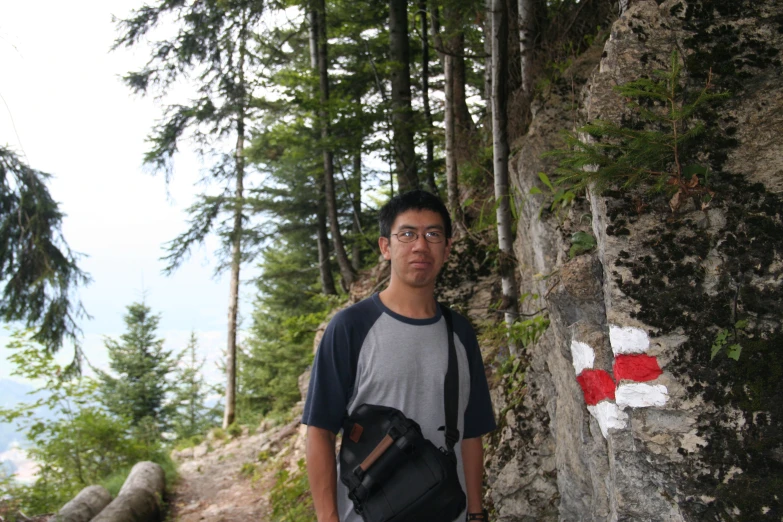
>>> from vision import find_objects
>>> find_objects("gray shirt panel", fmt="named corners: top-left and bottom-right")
top-left (337, 312), bottom-right (470, 522)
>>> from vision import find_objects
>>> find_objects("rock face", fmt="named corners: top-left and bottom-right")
top-left (488, 0), bottom-right (783, 520)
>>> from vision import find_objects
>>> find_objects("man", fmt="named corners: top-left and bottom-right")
top-left (302, 190), bottom-right (496, 522)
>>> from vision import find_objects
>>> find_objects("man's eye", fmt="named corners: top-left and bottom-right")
top-left (400, 231), bottom-right (416, 238)
top-left (425, 231), bottom-right (442, 239)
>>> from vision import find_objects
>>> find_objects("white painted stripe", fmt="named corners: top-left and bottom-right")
top-left (615, 383), bottom-right (669, 408)
top-left (570, 340), bottom-right (595, 375)
top-left (587, 402), bottom-right (628, 438)
top-left (609, 325), bottom-right (650, 354)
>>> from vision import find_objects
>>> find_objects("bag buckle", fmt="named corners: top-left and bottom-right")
top-left (439, 425), bottom-right (460, 448)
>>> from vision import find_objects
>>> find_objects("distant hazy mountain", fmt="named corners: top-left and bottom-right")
top-left (0, 379), bottom-right (35, 451)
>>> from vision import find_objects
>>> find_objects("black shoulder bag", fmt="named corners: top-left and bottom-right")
top-left (339, 306), bottom-right (466, 522)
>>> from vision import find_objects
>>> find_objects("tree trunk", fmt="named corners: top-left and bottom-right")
top-left (90, 462), bottom-right (165, 522)
top-left (518, 0), bottom-right (535, 95)
top-left (389, 0), bottom-right (418, 193)
top-left (314, 0), bottom-right (355, 289)
top-left (223, 13), bottom-right (248, 429)
top-left (444, 10), bottom-right (475, 144)
top-left (309, 2), bottom-right (337, 295)
top-left (431, 2), bottom-right (465, 232)
top-left (444, 52), bottom-right (460, 222)
top-left (491, 0), bottom-right (520, 356)
top-left (351, 151), bottom-right (362, 271)
top-left (223, 131), bottom-right (242, 429)
top-left (54, 485), bottom-right (112, 522)
top-left (420, 0), bottom-right (437, 194)
top-left (619, 0), bottom-right (630, 15)
top-left (316, 188), bottom-right (337, 295)
top-left (484, 0), bottom-right (493, 103)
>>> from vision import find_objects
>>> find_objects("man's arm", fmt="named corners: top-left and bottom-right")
top-left (461, 436), bottom-right (485, 515)
top-left (306, 426), bottom-right (340, 522)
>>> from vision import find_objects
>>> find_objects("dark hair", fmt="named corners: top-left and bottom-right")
top-left (379, 190), bottom-right (452, 239)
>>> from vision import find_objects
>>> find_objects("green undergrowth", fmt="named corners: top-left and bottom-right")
top-left (173, 434), bottom-right (205, 451)
top-left (269, 459), bottom-right (314, 521)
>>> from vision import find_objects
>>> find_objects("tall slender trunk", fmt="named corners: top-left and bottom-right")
top-left (518, 0), bottom-right (535, 96)
top-left (484, 0), bottom-right (493, 104)
top-left (313, 0), bottom-right (355, 289)
top-left (223, 115), bottom-right (243, 430)
top-left (223, 12), bottom-right (248, 429)
top-left (444, 52), bottom-right (459, 221)
top-left (431, 2), bottom-right (464, 231)
top-left (316, 183), bottom-right (337, 295)
top-left (309, 2), bottom-right (336, 295)
top-left (419, 0), bottom-right (437, 194)
top-left (445, 12), bottom-right (475, 142)
top-left (491, 0), bottom-right (520, 356)
top-left (390, 0), bottom-right (418, 193)
top-left (351, 151), bottom-right (362, 271)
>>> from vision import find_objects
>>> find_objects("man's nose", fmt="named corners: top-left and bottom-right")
top-left (411, 234), bottom-right (430, 250)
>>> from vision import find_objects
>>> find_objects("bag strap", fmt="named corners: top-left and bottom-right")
top-left (441, 305), bottom-right (460, 452)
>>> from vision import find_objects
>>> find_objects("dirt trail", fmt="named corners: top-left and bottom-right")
top-left (168, 419), bottom-right (304, 522)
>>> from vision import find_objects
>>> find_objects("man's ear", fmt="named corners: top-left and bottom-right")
top-left (444, 238), bottom-right (453, 259)
top-left (379, 236), bottom-right (391, 260)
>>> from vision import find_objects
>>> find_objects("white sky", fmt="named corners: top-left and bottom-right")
top-left (0, 1), bottom-right (260, 385)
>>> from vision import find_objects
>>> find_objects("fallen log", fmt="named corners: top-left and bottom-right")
top-left (51, 485), bottom-right (112, 522)
top-left (90, 462), bottom-right (165, 522)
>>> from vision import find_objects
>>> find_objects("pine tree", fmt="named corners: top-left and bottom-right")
top-left (0, 147), bottom-right (89, 357)
top-left (239, 241), bottom-right (335, 420)
top-left (545, 50), bottom-right (726, 211)
top-left (170, 332), bottom-right (216, 440)
top-left (97, 302), bottom-right (175, 435)
top-left (114, 0), bottom-right (267, 429)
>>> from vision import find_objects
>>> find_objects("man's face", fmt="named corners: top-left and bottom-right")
top-left (379, 209), bottom-right (452, 290)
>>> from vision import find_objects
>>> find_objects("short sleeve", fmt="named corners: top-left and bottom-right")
top-left (301, 312), bottom-right (357, 433)
top-left (459, 320), bottom-right (497, 439)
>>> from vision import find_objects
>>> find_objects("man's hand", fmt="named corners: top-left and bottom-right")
top-left (306, 425), bottom-right (340, 522)
top-left (461, 436), bottom-right (485, 515)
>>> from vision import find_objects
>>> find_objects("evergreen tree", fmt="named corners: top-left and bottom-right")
top-left (97, 302), bottom-right (175, 435)
top-left (0, 147), bottom-right (89, 357)
top-left (311, 0), bottom-right (357, 289)
top-left (170, 332), bottom-right (217, 440)
top-left (239, 240), bottom-right (336, 420)
top-left (114, 0), bottom-right (266, 429)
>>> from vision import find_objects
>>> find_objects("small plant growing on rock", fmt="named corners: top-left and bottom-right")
top-left (569, 231), bottom-right (597, 258)
top-left (544, 50), bottom-right (729, 211)
top-left (240, 462), bottom-right (257, 477)
top-left (711, 319), bottom-right (748, 361)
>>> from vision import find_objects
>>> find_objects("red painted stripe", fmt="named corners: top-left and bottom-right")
top-left (576, 369), bottom-right (616, 406)
top-left (613, 354), bottom-right (662, 382)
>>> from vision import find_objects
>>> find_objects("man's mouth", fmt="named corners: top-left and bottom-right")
top-left (410, 259), bottom-right (432, 268)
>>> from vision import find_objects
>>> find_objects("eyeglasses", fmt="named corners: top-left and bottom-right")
top-left (391, 230), bottom-right (446, 243)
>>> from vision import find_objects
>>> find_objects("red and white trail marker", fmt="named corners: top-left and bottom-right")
top-left (571, 325), bottom-right (669, 439)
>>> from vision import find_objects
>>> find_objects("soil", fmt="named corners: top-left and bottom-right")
top-left (167, 419), bottom-right (304, 522)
